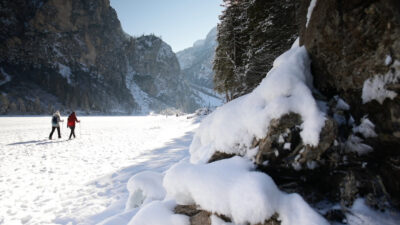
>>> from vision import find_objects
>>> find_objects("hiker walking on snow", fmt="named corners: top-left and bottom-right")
top-left (49, 110), bottom-right (63, 139)
top-left (67, 111), bottom-right (80, 139)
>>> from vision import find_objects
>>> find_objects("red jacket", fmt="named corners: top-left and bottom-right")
top-left (67, 112), bottom-right (79, 127)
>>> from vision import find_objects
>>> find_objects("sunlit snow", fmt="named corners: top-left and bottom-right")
top-left (0, 116), bottom-right (198, 225)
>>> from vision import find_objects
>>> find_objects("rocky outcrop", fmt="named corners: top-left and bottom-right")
top-left (174, 204), bottom-right (282, 225)
top-left (254, 113), bottom-right (337, 168)
top-left (0, 0), bottom-right (133, 113)
top-left (301, 0), bottom-right (400, 154)
top-left (204, 95), bottom-right (396, 222)
top-left (300, 0), bottom-right (400, 208)
top-left (125, 35), bottom-right (198, 113)
top-left (0, 0), bottom-right (199, 114)
top-left (174, 205), bottom-right (211, 225)
top-left (196, 0), bottom-right (400, 223)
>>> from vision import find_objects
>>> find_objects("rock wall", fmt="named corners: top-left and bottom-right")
top-left (300, 0), bottom-right (400, 206)
top-left (0, 0), bottom-right (198, 114)
top-left (125, 35), bottom-right (198, 113)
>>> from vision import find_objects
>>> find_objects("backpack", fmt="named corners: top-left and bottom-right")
top-left (52, 115), bottom-right (57, 125)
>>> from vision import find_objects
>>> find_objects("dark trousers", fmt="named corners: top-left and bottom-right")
top-left (69, 126), bottom-right (76, 139)
top-left (49, 127), bottom-right (61, 139)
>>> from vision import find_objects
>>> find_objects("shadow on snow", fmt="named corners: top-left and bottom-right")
top-left (54, 130), bottom-right (195, 225)
top-left (7, 139), bottom-right (73, 146)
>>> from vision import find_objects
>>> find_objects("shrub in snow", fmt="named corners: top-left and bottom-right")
top-left (190, 45), bottom-right (325, 164)
top-left (163, 157), bottom-right (328, 225)
top-left (125, 171), bottom-right (166, 211)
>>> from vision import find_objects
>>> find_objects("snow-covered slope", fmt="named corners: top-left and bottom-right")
top-left (176, 27), bottom-right (223, 108)
top-left (177, 27), bottom-right (217, 81)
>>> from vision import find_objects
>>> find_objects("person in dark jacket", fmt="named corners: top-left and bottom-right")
top-left (49, 110), bottom-right (63, 139)
top-left (67, 111), bottom-right (80, 139)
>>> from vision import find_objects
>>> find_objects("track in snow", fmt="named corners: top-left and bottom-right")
top-left (0, 116), bottom-right (198, 225)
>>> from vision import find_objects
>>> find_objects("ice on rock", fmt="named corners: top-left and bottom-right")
top-left (385, 55), bottom-right (392, 66)
top-left (352, 116), bottom-right (377, 138)
top-left (335, 96), bottom-right (350, 111)
top-left (362, 60), bottom-right (400, 104)
top-left (345, 135), bottom-right (373, 155)
top-left (283, 143), bottom-right (291, 150)
top-left (278, 135), bottom-right (285, 143)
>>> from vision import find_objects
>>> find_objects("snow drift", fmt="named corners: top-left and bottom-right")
top-left (163, 157), bottom-right (329, 225)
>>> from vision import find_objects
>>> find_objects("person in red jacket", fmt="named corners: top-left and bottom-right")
top-left (67, 111), bottom-right (80, 139)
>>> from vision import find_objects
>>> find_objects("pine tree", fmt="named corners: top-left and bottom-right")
top-left (17, 98), bottom-right (26, 113)
top-left (0, 94), bottom-right (9, 114)
top-left (48, 104), bottom-right (55, 114)
top-left (213, 0), bottom-right (250, 101)
top-left (9, 102), bottom-right (17, 113)
top-left (34, 97), bottom-right (42, 113)
top-left (213, 0), bottom-right (239, 101)
top-left (213, 0), bottom-right (298, 101)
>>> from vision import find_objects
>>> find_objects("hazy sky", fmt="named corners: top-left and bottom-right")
top-left (110, 0), bottom-right (223, 52)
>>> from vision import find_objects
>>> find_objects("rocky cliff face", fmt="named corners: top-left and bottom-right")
top-left (300, 0), bottom-right (400, 207)
top-left (177, 27), bottom-right (217, 89)
top-left (125, 35), bottom-right (198, 113)
top-left (0, 0), bottom-right (198, 114)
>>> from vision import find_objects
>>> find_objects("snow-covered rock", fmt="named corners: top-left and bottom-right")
top-left (190, 44), bottom-right (325, 164)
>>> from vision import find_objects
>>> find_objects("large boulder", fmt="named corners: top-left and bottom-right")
top-left (300, 0), bottom-right (400, 207)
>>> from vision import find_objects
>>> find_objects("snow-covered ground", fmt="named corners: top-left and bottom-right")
top-left (0, 115), bottom-right (198, 225)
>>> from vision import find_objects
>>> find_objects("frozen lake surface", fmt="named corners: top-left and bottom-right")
top-left (0, 115), bottom-right (198, 225)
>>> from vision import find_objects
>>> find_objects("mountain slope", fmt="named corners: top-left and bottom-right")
top-left (176, 27), bottom-right (223, 108)
top-left (0, 0), bottom-right (198, 114)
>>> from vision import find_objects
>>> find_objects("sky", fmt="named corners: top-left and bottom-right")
top-left (110, 0), bottom-right (223, 52)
